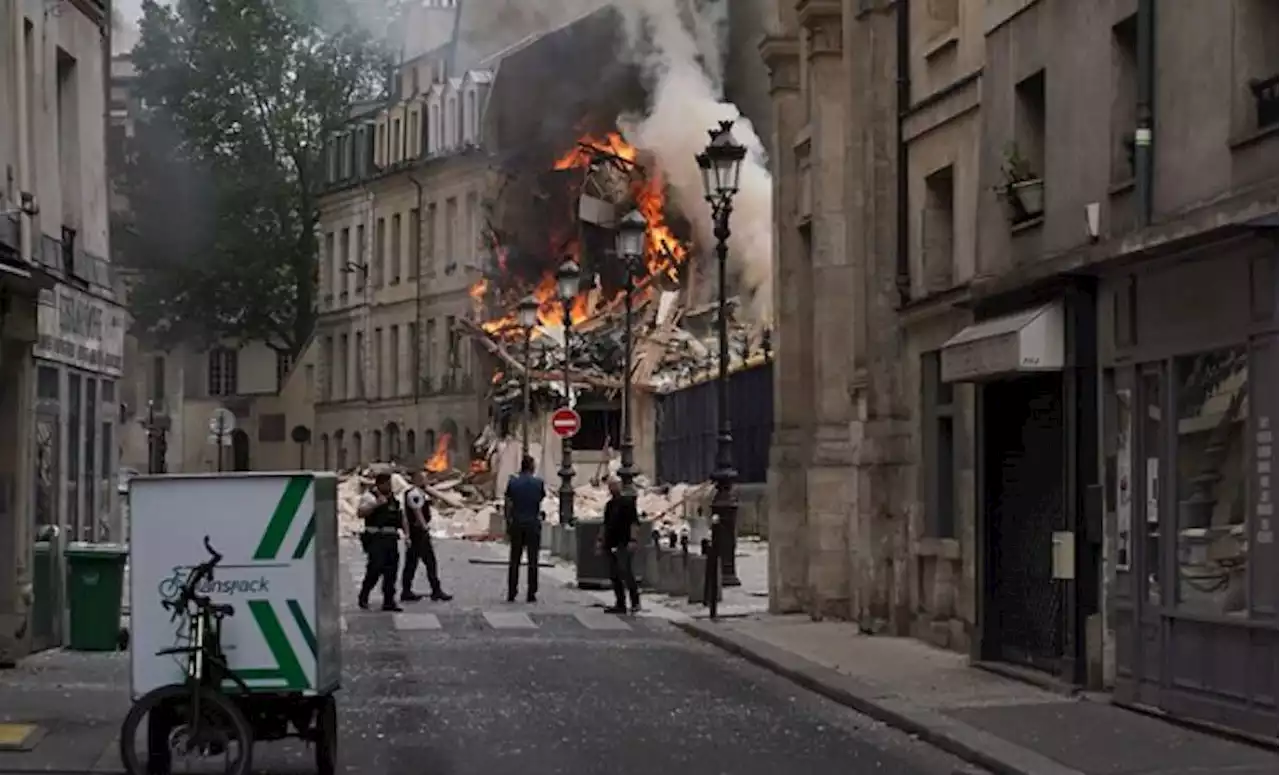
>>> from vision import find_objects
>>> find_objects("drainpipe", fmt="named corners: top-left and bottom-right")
top-left (14, 0), bottom-right (31, 262)
top-left (410, 174), bottom-right (424, 402)
top-left (894, 0), bottom-right (912, 304)
top-left (1135, 0), bottom-right (1155, 226)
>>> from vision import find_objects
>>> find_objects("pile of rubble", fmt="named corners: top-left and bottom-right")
top-left (336, 455), bottom-right (713, 542)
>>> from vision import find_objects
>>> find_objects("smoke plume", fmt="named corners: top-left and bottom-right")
top-left (613, 0), bottom-right (774, 322)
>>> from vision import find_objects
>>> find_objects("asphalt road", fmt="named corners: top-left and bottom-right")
top-left (245, 538), bottom-right (984, 775)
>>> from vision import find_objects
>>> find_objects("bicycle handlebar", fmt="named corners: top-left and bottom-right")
top-left (167, 536), bottom-right (223, 622)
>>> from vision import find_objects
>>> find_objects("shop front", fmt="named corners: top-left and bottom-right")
top-left (33, 283), bottom-right (126, 545)
top-left (941, 279), bottom-right (1102, 685)
top-left (1103, 225), bottom-right (1277, 740)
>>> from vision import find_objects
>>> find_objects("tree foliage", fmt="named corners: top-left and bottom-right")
top-left (120, 0), bottom-right (393, 354)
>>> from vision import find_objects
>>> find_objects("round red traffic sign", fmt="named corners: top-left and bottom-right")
top-left (551, 408), bottom-right (581, 439)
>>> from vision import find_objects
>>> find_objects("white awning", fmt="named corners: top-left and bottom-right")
top-left (940, 303), bottom-right (1065, 383)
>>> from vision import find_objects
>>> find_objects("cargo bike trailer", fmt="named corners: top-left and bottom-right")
top-left (121, 473), bottom-right (343, 775)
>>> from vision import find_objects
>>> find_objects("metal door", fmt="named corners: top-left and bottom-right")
top-left (983, 374), bottom-right (1067, 672)
top-left (1131, 364), bottom-right (1166, 707)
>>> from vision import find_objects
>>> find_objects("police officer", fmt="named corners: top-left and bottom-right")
top-left (401, 470), bottom-right (452, 602)
top-left (357, 472), bottom-right (405, 612)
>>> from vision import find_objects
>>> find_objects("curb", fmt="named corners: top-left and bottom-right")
top-left (673, 620), bottom-right (1087, 775)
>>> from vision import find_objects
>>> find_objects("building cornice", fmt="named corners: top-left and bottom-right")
top-left (796, 0), bottom-right (842, 58)
top-left (759, 35), bottom-right (801, 94)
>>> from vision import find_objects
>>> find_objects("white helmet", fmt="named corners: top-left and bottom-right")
top-left (405, 489), bottom-right (427, 510)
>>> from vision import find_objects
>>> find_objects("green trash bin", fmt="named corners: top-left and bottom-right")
top-left (65, 542), bottom-right (128, 651)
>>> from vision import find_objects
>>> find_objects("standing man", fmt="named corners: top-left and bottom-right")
top-left (401, 470), bottom-right (453, 602)
top-left (357, 472), bottom-right (405, 612)
top-left (504, 455), bottom-right (545, 603)
top-left (598, 477), bottom-right (641, 614)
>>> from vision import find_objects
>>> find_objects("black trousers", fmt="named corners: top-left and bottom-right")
top-left (607, 545), bottom-right (640, 608)
top-left (402, 530), bottom-right (443, 595)
top-left (507, 521), bottom-right (541, 600)
top-left (359, 536), bottom-right (399, 606)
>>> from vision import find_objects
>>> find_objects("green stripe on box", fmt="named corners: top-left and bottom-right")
top-left (291, 514), bottom-right (316, 560)
top-left (286, 599), bottom-right (317, 658)
top-left (254, 476), bottom-right (311, 560)
top-left (247, 600), bottom-right (310, 691)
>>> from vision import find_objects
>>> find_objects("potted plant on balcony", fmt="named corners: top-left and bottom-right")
top-left (996, 142), bottom-right (1044, 224)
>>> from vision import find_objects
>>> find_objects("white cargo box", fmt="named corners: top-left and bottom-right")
top-left (129, 472), bottom-right (341, 698)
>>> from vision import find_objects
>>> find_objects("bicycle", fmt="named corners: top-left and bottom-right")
top-left (119, 536), bottom-right (255, 775)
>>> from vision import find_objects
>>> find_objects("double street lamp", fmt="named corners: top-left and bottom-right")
top-left (614, 209), bottom-right (648, 499)
top-left (696, 120), bottom-right (747, 601)
top-left (517, 294), bottom-right (540, 456)
top-left (556, 258), bottom-right (582, 525)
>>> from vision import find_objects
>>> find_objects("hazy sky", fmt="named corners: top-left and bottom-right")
top-left (111, 0), bottom-right (150, 53)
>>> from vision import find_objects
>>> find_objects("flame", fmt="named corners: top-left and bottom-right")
top-left (469, 459), bottom-right (489, 474)
top-left (474, 131), bottom-right (686, 336)
top-left (424, 433), bottom-right (452, 473)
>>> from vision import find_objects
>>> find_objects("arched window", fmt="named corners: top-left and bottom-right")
top-left (351, 431), bottom-right (362, 465)
top-left (424, 429), bottom-right (436, 454)
top-left (320, 434), bottom-right (330, 469)
top-left (464, 91), bottom-right (476, 142)
top-left (334, 430), bottom-right (346, 469)
top-left (406, 430), bottom-right (416, 457)
top-left (386, 422), bottom-right (401, 461)
top-left (372, 430), bottom-right (383, 462)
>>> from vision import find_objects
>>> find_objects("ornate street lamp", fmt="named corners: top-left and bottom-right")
top-left (517, 294), bottom-right (540, 456)
top-left (696, 119), bottom-right (747, 605)
top-left (556, 257), bottom-right (581, 525)
top-left (614, 209), bottom-right (647, 498)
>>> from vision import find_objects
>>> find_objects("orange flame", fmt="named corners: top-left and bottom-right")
top-left (425, 433), bottom-right (452, 473)
top-left (471, 131), bottom-right (686, 336)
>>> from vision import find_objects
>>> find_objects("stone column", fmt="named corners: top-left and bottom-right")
top-left (844, 0), bottom-right (913, 632)
top-left (760, 32), bottom-right (808, 613)
top-left (0, 295), bottom-right (38, 664)
top-left (798, 0), bottom-right (854, 620)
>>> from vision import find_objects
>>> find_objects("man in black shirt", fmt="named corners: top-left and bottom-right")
top-left (401, 471), bottom-right (452, 602)
top-left (599, 477), bottom-right (641, 614)
top-left (357, 472), bottom-right (404, 612)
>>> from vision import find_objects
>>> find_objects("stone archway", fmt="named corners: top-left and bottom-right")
top-left (406, 429), bottom-right (417, 458)
top-left (386, 422), bottom-right (401, 461)
top-left (231, 429), bottom-right (251, 471)
top-left (335, 430), bottom-right (346, 470)
top-left (351, 431), bottom-right (362, 465)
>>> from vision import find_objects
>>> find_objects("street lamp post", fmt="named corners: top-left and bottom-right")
top-left (696, 120), bottom-right (747, 598)
top-left (556, 258), bottom-right (582, 525)
top-left (145, 400), bottom-right (170, 475)
top-left (517, 294), bottom-right (540, 457)
top-left (614, 210), bottom-right (647, 499)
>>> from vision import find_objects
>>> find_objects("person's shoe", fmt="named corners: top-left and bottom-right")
top-left (507, 593), bottom-right (517, 603)
top-left (402, 592), bottom-right (424, 602)
top-left (526, 594), bottom-right (537, 604)
top-left (603, 605), bottom-right (627, 614)
top-left (630, 602), bottom-right (643, 614)
top-left (381, 603), bottom-right (404, 612)
top-left (430, 591), bottom-right (453, 602)
top-left (357, 597), bottom-right (370, 611)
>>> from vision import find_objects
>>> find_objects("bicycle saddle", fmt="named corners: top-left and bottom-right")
top-left (210, 602), bottom-right (236, 618)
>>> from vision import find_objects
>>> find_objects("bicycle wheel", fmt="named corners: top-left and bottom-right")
top-left (120, 683), bottom-right (254, 775)
top-left (314, 694), bottom-right (337, 775)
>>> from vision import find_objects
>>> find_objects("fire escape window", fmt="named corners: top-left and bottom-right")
top-left (208, 348), bottom-right (238, 397)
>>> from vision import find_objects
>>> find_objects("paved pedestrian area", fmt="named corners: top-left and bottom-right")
top-left (0, 538), bottom-right (988, 774)
top-left (680, 614), bottom-right (1278, 775)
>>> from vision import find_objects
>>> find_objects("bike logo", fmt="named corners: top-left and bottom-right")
top-left (157, 565), bottom-right (271, 601)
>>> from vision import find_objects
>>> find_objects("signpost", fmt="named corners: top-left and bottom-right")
top-left (208, 408), bottom-right (236, 472)
top-left (551, 407), bottom-right (580, 439)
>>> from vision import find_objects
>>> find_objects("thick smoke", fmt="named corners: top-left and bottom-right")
top-left (613, 0), bottom-right (774, 322)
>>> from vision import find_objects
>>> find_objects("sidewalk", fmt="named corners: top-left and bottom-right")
top-left (677, 614), bottom-right (1277, 775)
top-left (0, 648), bottom-right (126, 773)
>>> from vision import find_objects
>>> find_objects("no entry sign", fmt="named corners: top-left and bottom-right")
top-left (551, 408), bottom-right (581, 439)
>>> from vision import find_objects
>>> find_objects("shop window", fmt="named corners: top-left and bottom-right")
top-left (207, 348), bottom-right (237, 397)
top-left (37, 365), bottom-right (59, 400)
top-left (1140, 369), bottom-right (1163, 605)
top-left (1174, 347), bottom-right (1249, 615)
top-left (921, 351), bottom-right (956, 538)
top-left (67, 373), bottom-right (81, 537)
top-left (577, 408), bottom-right (621, 451)
top-left (84, 378), bottom-right (97, 541)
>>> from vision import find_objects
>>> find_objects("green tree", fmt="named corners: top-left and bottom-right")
top-left (120, 0), bottom-right (394, 354)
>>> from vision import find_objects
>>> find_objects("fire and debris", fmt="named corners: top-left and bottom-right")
top-left (336, 445), bottom-right (713, 543)
top-left (464, 131), bottom-right (773, 414)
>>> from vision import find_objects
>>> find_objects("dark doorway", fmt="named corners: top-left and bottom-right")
top-left (231, 429), bottom-right (251, 471)
top-left (982, 374), bottom-right (1067, 672)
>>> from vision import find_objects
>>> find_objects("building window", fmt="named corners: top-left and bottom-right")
top-left (356, 223), bottom-right (367, 291)
top-left (407, 322), bottom-right (418, 393)
top-left (334, 429), bottom-right (346, 469)
top-left (374, 327), bottom-right (384, 398)
top-left (323, 336), bottom-right (334, 400)
top-left (921, 351), bottom-right (956, 538)
top-left (354, 331), bottom-right (365, 398)
top-left (150, 355), bottom-right (166, 403)
top-left (408, 208), bottom-right (420, 279)
top-left (1013, 69), bottom-right (1046, 180)
top-left (426, 203), bottom-right (438, 273)
top-left (406, 429), bottom-right (416, 456)
top-left (339, 227), bottom-right (351, 300)
top-left (920, 165), bottom-right (955, 294)
top-left (208, 348), bottom-right (238, 397)
top-left (391, 213), bottom-right (402, 283)
top-left (258, 413), bottom-right (287, 443)
top-left (338, 334), bottom-right (349, 400)
top-left (393, 118), bottom-right (402, 162)
top-left (390, 325), bottom-right (401, 397)
top-left (1174, 347), bottom-right (1249, 616)
top-left (276, 350), bottom-right (294, 391)
top-left (445, 315), bottom-right (459, 386)
top-left (374, 218), bottom-right (386, 287)
top-left (1234, 0), bottom-right (1279, 132)
top-left (351, 431), bottom-right (362, 464)
top-left (424, 318), bottom-right (437, 391)
top-left (1111, 15), bottom-right (1138, 183)
top-left (444, 197), bottom-right (457, 271)
top-left (320, 434), bottom-right (330, 468)
top-left (372, 429), bottom-right (383, 462)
